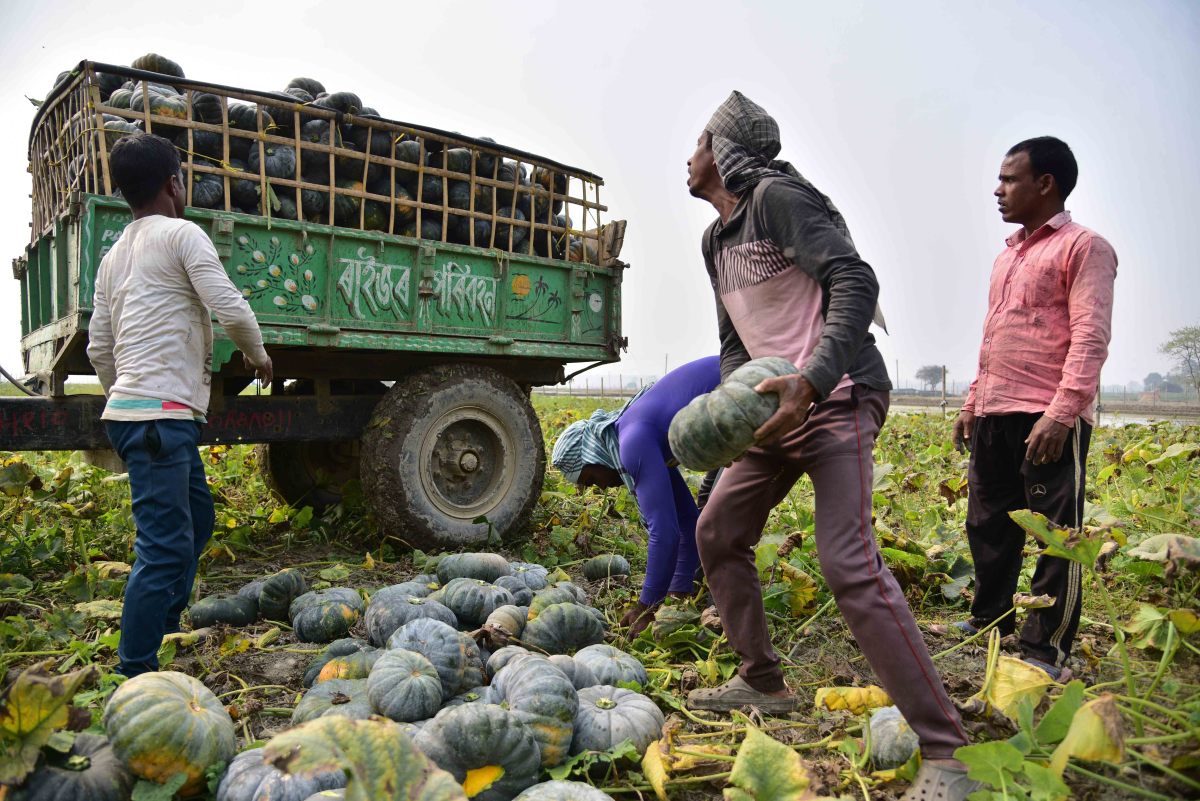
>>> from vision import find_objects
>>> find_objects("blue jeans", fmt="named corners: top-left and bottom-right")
top-left (105, 419), bottom-right (214, 676)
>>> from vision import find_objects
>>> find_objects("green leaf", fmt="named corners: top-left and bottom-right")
top-left (264, 715), bottom-right (467, 801)
top-left (1008, 510), bottom-right (1112, 567)
top-left (1122, 604), bottom-right (1174, 651)
top-left (0, 461), bottom-right (36, 497)
top-left (1145, 441), bottom-right (1199, 465)
top-left (1021, 761), bottom-right (1071, 801)
top-left (318, 564), bottom-right (351, 582)
top-left (955, 740), bottom-right (1025, 794)
top-left (1034, 680), bottom-right (1085, 746)
top-left (132, 773), bottom-right (188, 801)
top-left (0, 661), bottom-right (97, 785)
top-left (723, 726), bottom-right (813, 801)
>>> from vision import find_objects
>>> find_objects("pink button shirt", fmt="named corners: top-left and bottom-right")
top-left (963, 211), bottom-right (1117, 426)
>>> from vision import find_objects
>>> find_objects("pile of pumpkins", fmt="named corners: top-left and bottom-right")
top-left (58, 53), bottom-right (576, 258)
top-left (13, 552), bottom-right (646, 801)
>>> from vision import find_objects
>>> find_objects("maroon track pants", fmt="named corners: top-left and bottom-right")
top-left (696, 384), bottom-right (969, 758)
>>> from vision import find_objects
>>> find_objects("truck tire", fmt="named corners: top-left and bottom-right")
top-left (360, 364), bottom-right (544, 550)
top-left (256, 440), bottom-right (360, 511)
top-left (255, 380), bottom-right (385, 510)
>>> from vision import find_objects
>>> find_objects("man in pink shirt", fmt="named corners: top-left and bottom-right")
top-left (953, 137), bottom-right (1117, 679)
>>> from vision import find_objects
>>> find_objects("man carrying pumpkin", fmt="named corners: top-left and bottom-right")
top-left (87, 133), bottom-right (272, 677)
top-left (550, 356), bottom-right (722, 636)
top-left (682, 91), bottom-right (975, 800)
top-left (952, 137), bottom-right (1116, 681)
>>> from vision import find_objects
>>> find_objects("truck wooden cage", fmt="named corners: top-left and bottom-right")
top-left (29, 61), bottom-right (613, 263)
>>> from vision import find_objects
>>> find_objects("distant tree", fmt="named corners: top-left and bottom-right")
top-left (916, 364), bottom-right (944, 391)
top-left (1143, 372), bottom-right (1164, 392)
top-left (1160, 326), bottom-right (1200, 397)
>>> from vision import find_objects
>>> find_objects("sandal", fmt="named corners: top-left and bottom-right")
top-left (900, 762), bottom-right (981, 801)
top-left (686, 675), bottom-right (796, 713)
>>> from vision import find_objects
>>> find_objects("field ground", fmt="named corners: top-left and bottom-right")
top-left (0, 395), bottom-right (1197, 799)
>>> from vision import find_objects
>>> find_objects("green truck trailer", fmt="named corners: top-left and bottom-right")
top-left (3, 60), bottom-right (628, 550)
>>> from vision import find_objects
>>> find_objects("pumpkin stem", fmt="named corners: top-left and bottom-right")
top-left (596, 697), bottom-right (617, 710)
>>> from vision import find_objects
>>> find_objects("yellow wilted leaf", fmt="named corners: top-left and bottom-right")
top-left (814, 685), bottom-right (891, 715)
top-left (73, 600), bottom-right (124, 620)
top-left (363, 552), bottom-right (376, 570)
top-left (671, 743), bottom-right (733, 771)
top-left (987, 656), bottom-right (1054, 720)
top-left (642, 739), bottom-right (670, 801)
top-left (1049, 694), bottom-right (1124, 776)
top-left (0, 661), bottom-right (96, 785)
top-left (1168, 608), bottom-right (1200, 635)
top-left (724, 726), bottom-right (814, 801)
top-left (1013, 593), bottom-right (1056, 609)
top-left (93, 561), bottom-right (131, 579)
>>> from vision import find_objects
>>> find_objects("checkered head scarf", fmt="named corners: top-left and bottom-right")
top-left (705, 90), bottom-right (887, 331)
top-left (551, 385), bottom-right (652, 493)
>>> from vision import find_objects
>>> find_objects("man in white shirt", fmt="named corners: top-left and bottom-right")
top-left (86, 133), bottom-right (272, 677)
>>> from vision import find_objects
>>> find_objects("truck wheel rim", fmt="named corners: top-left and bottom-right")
top-left (418, 406), bottom-right (516, 521)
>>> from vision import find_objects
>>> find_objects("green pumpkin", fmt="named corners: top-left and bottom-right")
top-left (314, 647), bottom-right (381, 684)
top-left (215, 746), bottom-right (345, 801)
top-left (573, 644), bottom-right (647, 688)
top-left (248, 143), bottom-right (297, 180)
top-left (485, 645), bottom-right (533, 679)
top-left (493, 576), bottom-right (533, 606)
top-left (415, 704), bottom-right (541, 801)
top-left (436, 553), bottom-right (513, 584)
top-left (12, 733), bottom-right (135, 801)
top-left (227, 102), bottom-right (271, 132)
top-left (189, 91), bottom-right (224, 125)
top-left (483, 605), bottom-right (527, 638)
top-left (867, 706), bottom-right (919, 770)
top-left (289, 588), bottom-right (364, 644)
top-left (548, 654), bottom-right (598, 691)
top-left (387, 618), bottom-right (483, 700)
top-left (366, 590), bottom-right (457, 647)
top-left (287, 77), bottom-right (326, 97)
top-left (571, 686), bottom-right (664, 756)
top-left (527, 588), bottom-right (580, 621)
top-left (102, 119), bottom-right (142, 150)
top-left (441, 686), bottom-right (495, 709)
top-left (265, 716), bottom-right (466, 801)
top-left (291, 679), bottom-right (373, 725)
top-left (103, 671), bottom-right (236, 797)
top-left (490, 654), bottom-right (578, 768)
top-left (433, 578), bottom-right (513, 629)
top-left (366, 648), bottom-right (443, 723)
top-left (522, 603), bottom-right (604, 654)
top-left (552, 582), bottom-right (588, 603)
top-left (189, 172), bottom-right (224, 209)
top-left (668, 356), bottom-right (798, 471)
top-left (131, 53), bottom-right (185, 79)
top-left (507, 563), bottom-right (549, 591)
top-left (303, 638), bottom-right (372, 688)
top-left (188, 594), bottom-right (257, 627)
top-left (259, 568), bottom-right (307, 621)
top-left (513, 780), bottom-right (615, 801)
top-left (106, 87), bottom-right (134, 110)
top-left (582, 555), bottom-right (631, 582)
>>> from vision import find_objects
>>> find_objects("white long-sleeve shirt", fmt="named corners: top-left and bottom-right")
top-left (86, 215), bottom-right (268, 420)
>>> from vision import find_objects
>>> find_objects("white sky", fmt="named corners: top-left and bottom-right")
top-left (1, 0), bottom-right (1197, 391)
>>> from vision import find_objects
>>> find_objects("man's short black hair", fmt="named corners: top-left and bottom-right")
top-left (109, 133), bottom-right (181, 207)
top-left (1007, 136), bottom-right (1078, 201)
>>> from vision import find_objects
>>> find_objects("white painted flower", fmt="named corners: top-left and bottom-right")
top-left (304, 244), bottom-right (315, 255)
top-left (241, 287), bottom-right (252, 297)
top-left (284, 278), bottom-right (298, 293)
top-left (253, 250), bottom-right (265, 263)
top-left (236, 264), bottom-right (247, 273)
top-left (268, 264), bottom-right (282, 277)
top-left (237, 235), bottom-right (249, 245)
top-left (273, 296), bottom-right (287, 307)
top-left (304, 269), bottom-right (314, 282)
top-left (302, 295), bottom-right (317, 311)
top-left (257, 279), bottom-right (268, 288)
top-left (290, 253), bottom-right (300, 266)
top-left (270, 236), bottom-right (280, 247)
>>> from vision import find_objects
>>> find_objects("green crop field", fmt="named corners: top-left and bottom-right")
top-left (0, 398), bottom-right (1196, 799)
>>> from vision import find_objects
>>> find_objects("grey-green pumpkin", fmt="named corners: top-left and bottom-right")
top-left (571, 685), bottom-right (664, 755)
top-left (12, 733), bottom-right (135, 801)
top-left (507, 562), bottom-right (550, 591)
top-left (215, 746), bottom-right (346, 801)
top-left (513, 780), bottom-right (616, 801)
top-left (549, 654), bottom-right (599, 690)
top-left (387, 618), bottom-right (483, 700)
top-left (366, 590), bottom-right (457, 647)
top-left (493, 575), bottom-right (534, 606)
top-left (522, 602), bottom-right (605, 654)
top-left (303, 638), bottom-right (372, 688)
top-left (490, 654), bottom-right (578, 768)
top-left (436, 553), bottom-right (513, 583)
top-left (289, 588), bottom-right (364, 643)
top-left (867, 705), bottom-right (919, 769)
top-left (415, 704), bottom-right (542, 801)
top-left (258, 568), bottom-right (307, 620)
top-left (290, 678), bottom-right (373, 725)
top-left (188, 594), bottom-right (258, 628)
top-left (582, 555), bottom-right (631, 582)
top-left (433, 578), bottom-right (514, 628)
top-left (668, 356), bottom-right (798, 470)
top-left (367, 648), bottom-right (444, 722)
top-left (573, 644), bottom-right (648, 688)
